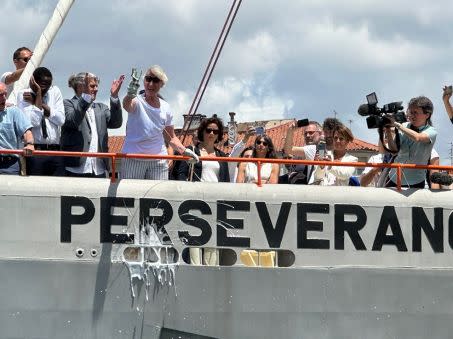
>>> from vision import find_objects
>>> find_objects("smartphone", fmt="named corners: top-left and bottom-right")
top-left (255, 126), bottom-right (265, 135)
top-left (297, 119), bottom-right (309, 128)
top-left (317, 142), bottom-right (326, 158)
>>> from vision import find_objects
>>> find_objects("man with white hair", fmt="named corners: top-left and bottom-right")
top-left (121, 65), bottom-right (198, 180)
top-left (61, 72), bottom-right (124, 177)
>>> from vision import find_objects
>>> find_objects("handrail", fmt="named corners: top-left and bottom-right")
top-left (1, 149), bottom-right (452, 190)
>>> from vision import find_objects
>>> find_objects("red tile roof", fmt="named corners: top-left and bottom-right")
top-left (108, 123), bottom-right (378, 153)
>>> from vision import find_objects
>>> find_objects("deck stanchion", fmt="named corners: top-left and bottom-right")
top-left (397, 166), bottom-right (402, 191)
top-left (111, 155), bottom-right (117, 183)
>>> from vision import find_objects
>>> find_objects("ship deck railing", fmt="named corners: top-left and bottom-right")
top-left (1, 148), bottom-right (452, 191)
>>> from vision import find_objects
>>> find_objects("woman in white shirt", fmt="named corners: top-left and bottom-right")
top-left (121, 65), bottom-right (197, 180)
top-left (176, 116), bottom-right (229, 266)
top-left (313, 125), bottom-right (357, 186)
top-left (236, 134), bottom-right (279, 184)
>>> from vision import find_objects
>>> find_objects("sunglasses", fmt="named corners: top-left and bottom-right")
top-left (256, 140), bottom-right (268, 146)
top-left (144, 75), bottom-right (161, 83)
top-left (205, 127), bottom-right (220, 135)
top-left (17, 57), bottom-right (30, 63)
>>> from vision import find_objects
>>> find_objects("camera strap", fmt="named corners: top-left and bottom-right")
top-left (378, 125), bottom-right (400, 154)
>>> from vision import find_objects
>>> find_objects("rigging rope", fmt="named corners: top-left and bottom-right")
top-left (180, 0), bottom-right (243, 145)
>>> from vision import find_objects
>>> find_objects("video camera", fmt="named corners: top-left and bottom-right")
top-left (430, 172), bottom-right (453, 187)
top-left (358, 92), bottom-right (406, 129)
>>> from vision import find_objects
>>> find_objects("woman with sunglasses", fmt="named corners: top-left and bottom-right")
top-left (177, 116), bottom-right (230, 183)
top-left (236, 135), bottom-right (279, 184)
top-left (177, 116), bottom-right (229, 266)
top-left (121, 65), bottom-right (198, 180)
top-left (312, 125), bottom-right (357, 186)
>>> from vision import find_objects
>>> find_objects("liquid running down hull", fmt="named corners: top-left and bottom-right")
top-left (1, 176), bottom-right (453, 339)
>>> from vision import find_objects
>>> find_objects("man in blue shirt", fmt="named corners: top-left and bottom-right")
top-left (0, 82), bottom-right (34, 174)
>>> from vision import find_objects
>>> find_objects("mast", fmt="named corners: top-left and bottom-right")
top-left (8, 0), bottom-right (75, 102)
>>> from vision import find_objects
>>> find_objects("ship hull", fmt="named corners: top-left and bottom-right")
top-left (3, 259), bottom-right (453, 339)
top-left (1, 176), bottom-right (453, 338)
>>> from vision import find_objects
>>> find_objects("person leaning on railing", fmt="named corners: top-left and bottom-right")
top-left (312, 125), bottom-right (357, 186)
top-left (176, 115), bottom-right (230, 182)
top-left (0, 82), bottom-right (34, 174)
top-left (227, 125), bottom-right (256, 182)
top-left (236, 134), bottom-right (279, 184)
top-left (385, 96), bottom-right (437, 189)
top-left (121, 65), bottom-right (198, 180)
top-left (61, 72), bottom-right (124, 178)
top-left (176, 115), bottom-right (229, 266)
top-left (282, 120), bottom-right (323, 185)
top-left (16, 67), bottom-right (66, 176)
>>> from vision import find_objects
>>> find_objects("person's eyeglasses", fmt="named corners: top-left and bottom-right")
top-left (205, 127), bottom-right (220, 135)
top-left (407, 109), bottom-right (426, 116)
top-left (256, 140), bottom-right (268, 146)
top-left (144, 75), bottom-right (161, 83)
top-left (17, 57), bottom-right (30, 63)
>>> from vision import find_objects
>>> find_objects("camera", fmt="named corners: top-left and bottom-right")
top-left (297, 119), bottom-right (309, 128)
top-left (430, 172), bottom-right (453, 186)
top-left (358, 92), bottom-right (406, 129)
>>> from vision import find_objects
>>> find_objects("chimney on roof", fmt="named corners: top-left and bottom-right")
top-left (227, 112), bottom-right (237, 145)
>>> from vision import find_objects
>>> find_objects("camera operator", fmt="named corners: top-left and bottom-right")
top-left (442, 85), bottom-right (453, 124)
top-left (385, 96), bottom-right (437, 188)
top-left (282, 120), bottom-right (322, 184)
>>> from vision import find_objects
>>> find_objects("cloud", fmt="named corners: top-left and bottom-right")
top-left (2, 0), bottom-right (453, 163)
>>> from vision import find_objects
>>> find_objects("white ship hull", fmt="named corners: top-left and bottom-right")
top-left (1, 176), bottom-right (452, 338)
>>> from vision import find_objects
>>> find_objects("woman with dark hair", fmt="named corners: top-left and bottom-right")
top-left (385, 96), bottom-right (437, 188)
top-left (236, 134), bottom-right (279, 184)
top-left (177, 116), bottom-right (229, 266)
top-left (312, 125), bottom-right (357, 186)
top-left (177, 116), bottom-right (229, 182)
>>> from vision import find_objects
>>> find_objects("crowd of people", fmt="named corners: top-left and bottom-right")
top-left (0, 46), bottom-right (452, 191)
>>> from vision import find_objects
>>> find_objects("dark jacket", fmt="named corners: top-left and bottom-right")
top-left (177, 144), bottom-right (230, 182)
top-left (61, 96), bottom-right (122, 169)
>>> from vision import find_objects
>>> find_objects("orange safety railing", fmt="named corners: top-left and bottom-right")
top-left (1, 149), bottom-right (452, 191)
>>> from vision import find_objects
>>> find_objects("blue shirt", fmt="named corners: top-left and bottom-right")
top-left (0, 106), bottom-right (32, 151)
top-left (389, 123), bottom-right (437, 185)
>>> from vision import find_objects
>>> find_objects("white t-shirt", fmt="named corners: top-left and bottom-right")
top-left (244, 162), bottom-right (273, 183)
top-left (312, 154), bottom-right (358, 186)
top-left (291, 144), bottom-right (316, 183)
top-left (201, 160), bottom-right (220, 182)
top-left (122, 94), bottom-right (173, 155)
top-left (431, 148), bottom-right (439, 160)
top-left (361, 153), bottom-right (384, 187)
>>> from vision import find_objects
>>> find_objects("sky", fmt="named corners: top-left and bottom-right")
top-left (1, 0), bottom-right (452, 164)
